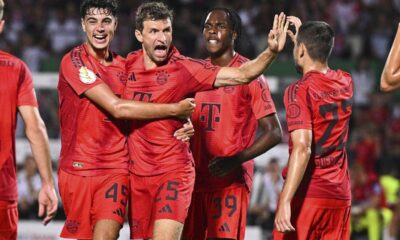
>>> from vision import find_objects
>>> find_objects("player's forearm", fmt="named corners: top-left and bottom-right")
top-left (381, 24), bottom-right (400, 92)
top-left (25, 121), bottom-right (54, 185)
top-left (280, 144), bottom-right (311, 202)
top-left (238, 115), bottom-right (282, 163)
top-left (112, 99), bottom-right (181, 120)
top-left (214, 48), bottom-right (277, 87)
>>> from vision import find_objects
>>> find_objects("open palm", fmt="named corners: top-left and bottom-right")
top-left (267, 12), bottom-right (289, 53)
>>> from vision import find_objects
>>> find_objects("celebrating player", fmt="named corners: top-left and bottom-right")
top-left (126, 2), bottom-right (288, 240)
top-left (57, 0), bottom-right (195, 239)
top-left (273, 18), bottom-right (353, 240)
top-left (182, 7), bottom-right (282, 240)
top-left (0, 0), bottom-right (58, 239)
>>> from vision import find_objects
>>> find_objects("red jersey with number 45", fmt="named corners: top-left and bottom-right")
top-left (0, 51), bottom-right (38, 201)
top-left (191, 54), bottom-right (277, 192)
top-left (124, 47), bottom-right (219, 176)
top-left (58, 44), bottom-right (129, 176)
top-left (283, 69), bottom-right (353, 200)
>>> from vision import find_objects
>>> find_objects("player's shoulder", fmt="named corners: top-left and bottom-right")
top-left (234, 53), bottom-right (250, 65)
top-left (0, 50), bottom-right (27, 69)
top-left (61, 44), bottom-right (87, 69)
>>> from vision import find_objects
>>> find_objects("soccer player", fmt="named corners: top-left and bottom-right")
top-left (57, 0), bottom-right (195, 239)
top-left (381, 23), bottom-right (400, 92)
top-left (273, 18), bottom-right (353, 240)
top-left (182, 7), bottom-right (282, 240)
top-left (0, 0), bottom-right (58, 239)
top-left (126, 2), bottom-right (288, 240)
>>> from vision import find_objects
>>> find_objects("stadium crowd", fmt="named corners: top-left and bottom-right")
top-left (3, 0), bottom-right (400, 239)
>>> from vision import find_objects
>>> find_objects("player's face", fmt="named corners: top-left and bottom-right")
top-left (135, 19), bottom-right (173, 66)
top-left (81, 8), bottom-right (117, 52)
top-left (203, 10), bottom-right (235, 56)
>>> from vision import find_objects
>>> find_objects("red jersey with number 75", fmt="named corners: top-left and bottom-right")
top-left (124, 47), bottom-right (219, 176)
top-left (0, 51), bottom-right (38, 201)
top-left (58, 44), bottom-right (129, 176)
top-left (283, 69), bottom-right (353, 200)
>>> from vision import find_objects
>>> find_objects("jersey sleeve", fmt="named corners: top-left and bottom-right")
top-left (248, 75), bottom-right (276, 119)
top-left (284, 82), bottom-right (312, 131)
top-left (60, 51), bottom-right (103, 96)
top-left (17, 61), bottom-right (38, 107)
top-left (181, 58), bottom-right (220, 92)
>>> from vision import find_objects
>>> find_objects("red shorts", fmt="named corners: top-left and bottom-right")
top-left (0, 200), bottom-right (18, 240)
top-left (182, 185), bottom-right (249, 240)
top-left (58, 169), bottom-right (129, 239)
top-left (273, 197), bottom-right (351, 240)
top-left (128, 164), bottom-right (194, 239)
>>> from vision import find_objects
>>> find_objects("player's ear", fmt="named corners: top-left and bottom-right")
top-left (299, 43), bottom-right (305, 58)
top-left (0, 20), bottom-right (4, 34)
top-left (81, 18), bottom-right (86, 32)
top-left (135, 29), bottom-right (143, 43)
top-left (114, 18), bottom-right (118, 31)
top-left (232, 31), bottom-right (237, 41)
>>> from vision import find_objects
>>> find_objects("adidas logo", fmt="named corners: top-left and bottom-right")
top-left (218, 223), bottom-right (230, 232)
top-left (158, 204), bottom-right (172, 213)
top-left (113, 208), bottom-right (124, 217)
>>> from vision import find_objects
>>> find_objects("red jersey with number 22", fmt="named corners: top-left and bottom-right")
top-left (124, 47), bottom-right (219, 176)
top-left (58, 44), bottom-right (129, 176)
top-left (191, 54), bottom-right (276, 192)
top-left (283, 69), bottom-right (353, 200)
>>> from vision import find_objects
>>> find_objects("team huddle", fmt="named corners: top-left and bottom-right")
top-left (2, 0), bottom-right (400, 239)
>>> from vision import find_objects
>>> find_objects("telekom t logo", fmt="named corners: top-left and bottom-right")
top-left (133, 92), bottom-right (152, 102)
top-left (200, 103), bottom-right (221, 131)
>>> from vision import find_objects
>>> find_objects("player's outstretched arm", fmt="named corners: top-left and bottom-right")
top-left (381, 23), bottom-right (400, 92)
top-left (274, 128), bottom-right (312, 233)
top-left (209, 114), bottom-right (282, 177)
top-left (84, 83), bottom-right (195, 120)
top-left (214, 12), bottom-right (289, 87)
top-left (18, 106), bottom-right (58, 225)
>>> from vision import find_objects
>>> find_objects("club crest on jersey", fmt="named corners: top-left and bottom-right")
top-left (79, 66), bottom-right (96, 84)
top-left (155, 70), bottom-right (169, 85)
top-left (287, 103), bottom-right (301, 119)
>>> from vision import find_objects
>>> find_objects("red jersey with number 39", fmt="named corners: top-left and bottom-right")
top-left (124, 47), bottom-right (219, 176)
top-left (283, 69), bottom-right (353, 200)
top-left (191, 54), bottom-right (277, 192)
top-left (58, 44), bottom-right (129, 176)
top-left (0, 51), bottom-right (38, 201)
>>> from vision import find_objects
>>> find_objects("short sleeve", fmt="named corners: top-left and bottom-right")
top-left (60, 51), bottom-right (103, 96)
top-left (17, 61), bottom-right (38, 107)
top-left (181, 58), bottom-right (220, 92)
top-left (284, 82), bottom-right (312, 131)
top-left (248, 75), bottom-right (276, 119)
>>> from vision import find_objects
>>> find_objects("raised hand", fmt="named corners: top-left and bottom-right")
top-left (287, 16), bottom-right (302, 43)
top-left (267, 12), bottom-right (290, 53)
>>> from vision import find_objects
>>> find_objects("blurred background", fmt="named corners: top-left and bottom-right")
top-left (3, 0), bottom-right (400, 239)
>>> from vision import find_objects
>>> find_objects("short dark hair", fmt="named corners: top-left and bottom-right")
top-left (135, 1), bottom-right (174, 32)
top-left (80, 0), bottom-right (119, 19)
top-left (202, 7), bottom-right (242, 40)
top-left (297, 21), bottom-right (334, 63)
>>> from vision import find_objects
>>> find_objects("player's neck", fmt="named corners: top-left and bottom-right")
top-left (302, 61), bottom-right (329, 75)
top-left (85, 43), bottom-right (112, 66)
top-left (210, 49), bottom-right (235, 67)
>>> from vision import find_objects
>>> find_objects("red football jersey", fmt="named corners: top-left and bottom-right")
top-left (191, 54), bottom-right (276, 192)
top-left (0, 51), bottom-right (38, 201)
top-left (58, 44), bottom-right (129, 176)
top-left (123, 47), bottom-right (219, 176)
top-left (283, 69), bottom-right (353, 200)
